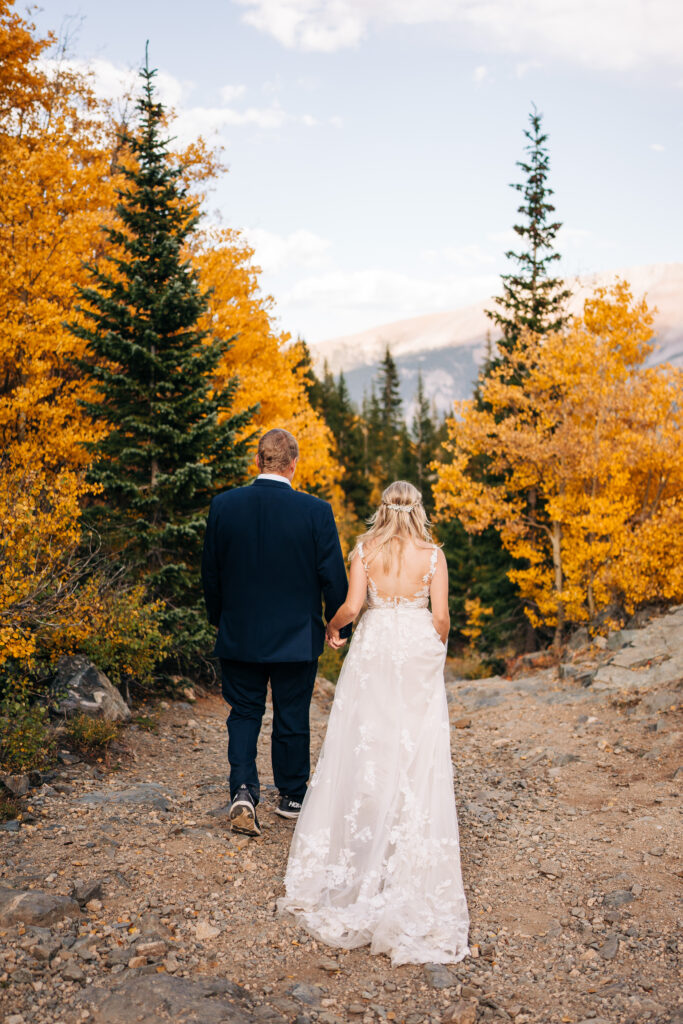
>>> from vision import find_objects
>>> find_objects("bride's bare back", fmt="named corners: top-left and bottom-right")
top-left (359, 539), bottom-right (438, 604)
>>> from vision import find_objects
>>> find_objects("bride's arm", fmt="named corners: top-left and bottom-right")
top-left (430, 549), bottom-right (450, 644)
top-left (325, 552), bottom-right (366, 642)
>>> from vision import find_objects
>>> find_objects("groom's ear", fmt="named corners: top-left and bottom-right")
top-left (254, 452), bottom-right (262, 471)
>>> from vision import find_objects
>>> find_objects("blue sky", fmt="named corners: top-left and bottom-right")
top-left (34, 0), bottom-right (682, 342)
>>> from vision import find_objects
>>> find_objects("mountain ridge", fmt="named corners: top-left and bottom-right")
top-left (309, 262), bottom-right (683, 413)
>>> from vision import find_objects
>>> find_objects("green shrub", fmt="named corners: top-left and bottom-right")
top-left (131, 714), bottom-right (158, 733)
top-left (0, 694), bottom-right (55, 773)
top-left (0, 792), bottom-right (20, 822)
top-left (43, 579), bottom-right (169, 692)
top-left (64, 713), bottom-right (120, 754)
top-left (317, 644), bottom-right (347, 684)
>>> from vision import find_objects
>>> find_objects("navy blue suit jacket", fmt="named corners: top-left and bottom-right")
top-left (201, 478), bottom-right (350, 663)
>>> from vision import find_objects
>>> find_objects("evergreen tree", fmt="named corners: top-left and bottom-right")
top-left (411, 372), bottom-right (437, 512)
top-left (291, 339), bottom-right (323, 409)
top-left (375, 347), bottom-right (404, 481)
top-left (485, 104), bottom-right (571, 367)
top-left (378, 347), bottom-right (403, 444)
top-left (71, 55), bottom-right (254, 671)
top-left (363, 385), bottom-right (383, 475)
top-left (471, 104), bottom-right (571, 650)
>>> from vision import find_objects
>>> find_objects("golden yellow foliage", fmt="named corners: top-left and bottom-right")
top-left (0, 1), bottom-right (115, 472)
top-left (0, 456), bottom-right (86, 665)
top-left (194, 228), bottom-right (345, 502)
top-left (462, 597), bottom-right (494, 646)
top-left (434, 280), bottom-right (683, 644)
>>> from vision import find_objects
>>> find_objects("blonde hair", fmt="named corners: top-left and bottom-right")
top-left (350, 480), bottom-right (435, 573)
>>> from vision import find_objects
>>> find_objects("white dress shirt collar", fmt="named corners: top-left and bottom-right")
top-left (257, 473), bottom-right (292, 487)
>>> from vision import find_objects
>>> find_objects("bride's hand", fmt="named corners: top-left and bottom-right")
top-left (326, 626), bottom-right (345, 649)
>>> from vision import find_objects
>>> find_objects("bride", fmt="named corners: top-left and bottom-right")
top-left (278, 481), bottom-right (470, 966)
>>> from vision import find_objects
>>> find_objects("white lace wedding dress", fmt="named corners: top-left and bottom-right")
top-left (278, 543), bottom-right (470, 966)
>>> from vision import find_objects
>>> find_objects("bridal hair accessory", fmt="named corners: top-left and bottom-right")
top-left (384, 501), bottom-right (417, 512)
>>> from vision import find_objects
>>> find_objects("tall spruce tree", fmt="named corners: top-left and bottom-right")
top-left (411, 372), bottom-right (437, 512)
top-left (470, 104), bottom-right (570, 650)
top-left (71, 55), bottom-right (254, 671)
top-left (333, 373), bottom-right (373, 517)
top-left (375, 347), bottom-right (404, 481)
top-left (485, 104), bottom-right (571, 367)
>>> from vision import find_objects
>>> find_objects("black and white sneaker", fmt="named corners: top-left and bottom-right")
top-left (275, 795), bottom-right (303, 819)
top-left (229, 785), bottom-right (261, 837)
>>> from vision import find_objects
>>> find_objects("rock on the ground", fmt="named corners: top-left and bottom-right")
top-left (289, 982), bottom-right (325, 1006)
top-left (0, 773), bottom-right (30, 797)
top-left (78, 974), bottom-right (250, 1024)
top-left (62, 962), bottom-right (86, 983)
top-left (78, 783), bottom-right (173, 811)
top-left (603, 889), bottom-right (634, 909)
top-left (52, 654), bottom-right (131, 722)
top-left (423, 963), bottom-right (457, 989)
top-left (71, 878), bottom-right (104, 907)
top-left (538, 859), bottom-right (563, 878)
top-left (0, 886), bottom-right (80, 927)
top-left (443, 1000), bottom-right (478, 1024)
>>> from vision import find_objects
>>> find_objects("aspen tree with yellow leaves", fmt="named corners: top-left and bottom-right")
top-left (0, 1), bottom-right (118, 677)
top-left (0, 2), bottom-right (348, 704)
top-left (434, 280), bottom-right (683, 651)
top-left (194, 228), bottom-right (347, 512)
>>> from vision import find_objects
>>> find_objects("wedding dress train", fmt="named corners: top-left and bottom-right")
top-left (279, 544), bottom-right (470, 966)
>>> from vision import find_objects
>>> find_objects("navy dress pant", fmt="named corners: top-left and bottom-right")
top-left (220, 658), bottom-right (318, 804)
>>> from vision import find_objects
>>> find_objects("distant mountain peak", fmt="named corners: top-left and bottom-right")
top-left (309, 263), bottom-right (683, 414)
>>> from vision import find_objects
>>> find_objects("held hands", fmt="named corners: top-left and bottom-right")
top-left (325, 625), bottom-right (346, 649)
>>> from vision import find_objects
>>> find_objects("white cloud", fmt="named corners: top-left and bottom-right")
top-left (650, 142), bottom-right (666, 151)
top-left (220, 83), bottom-right (247, 103)
top-left (285, 267), bottom-right (499, 317)
top-left (420, 243), bottom-right (495, 268)
top-left (242, 227), bottom-right (332, 273)
top-left (45, 57), bottom-right (323, 144)
top-left (515, 59), bottom-right (543, 77)
top-left (473, 64), bottom-right (488, 83)
top-left (234, 0), bottom-right (683, 71)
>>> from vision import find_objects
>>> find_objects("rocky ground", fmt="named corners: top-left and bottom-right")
top-left (1, 607), bottom-right (681, 1024)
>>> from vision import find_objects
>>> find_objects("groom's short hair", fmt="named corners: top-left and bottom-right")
top-left (257, 428), bottom-right (299, 473)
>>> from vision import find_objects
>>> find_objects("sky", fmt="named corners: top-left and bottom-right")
top-left (32, 0), bottom-right (683, 344)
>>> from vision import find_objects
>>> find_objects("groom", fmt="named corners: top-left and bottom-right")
top-left (201, 428), bottom-right (350, 837)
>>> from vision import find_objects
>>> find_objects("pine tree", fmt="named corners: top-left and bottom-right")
top-left (411, 372), bottom-right (437, 512)
top-left (485, 104), bottom-right (571, 366)
top-left (375, 347), bottom-right (404, 481)
top-left (440, 107), bottom-right (571, 656)
top-left (71, 54), bottom-right (254, 671)
top-left (329, 375), bottom-right (368, 515)
top-left (378, 347), bottom-right (403, 444)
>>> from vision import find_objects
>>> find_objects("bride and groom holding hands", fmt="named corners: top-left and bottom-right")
top-left (201, 428), bottom-right (470, 966)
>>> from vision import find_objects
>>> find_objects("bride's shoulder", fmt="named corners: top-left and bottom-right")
top-left (350, 538), bottom-right (372, 569)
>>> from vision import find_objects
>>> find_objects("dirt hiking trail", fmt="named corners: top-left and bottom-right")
top-left (1, 607), bottom-right (681, 1024)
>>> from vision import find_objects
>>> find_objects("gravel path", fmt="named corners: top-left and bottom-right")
top-left (1, 610), bottom-right (681, 1024)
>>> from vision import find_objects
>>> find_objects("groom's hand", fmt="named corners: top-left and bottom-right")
top-left (325, 625), bottom-right (346, 649)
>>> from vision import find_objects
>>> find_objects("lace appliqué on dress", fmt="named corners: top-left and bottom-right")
top-left (278, 541), bottom-right (469, 966)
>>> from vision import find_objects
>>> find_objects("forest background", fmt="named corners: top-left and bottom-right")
top-left (1, 0), bottom-right (682, 772)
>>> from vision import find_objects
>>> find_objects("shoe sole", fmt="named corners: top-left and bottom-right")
top-left (274, 808), bottom-right (301, 819)
top-left (230, 806), bottom-right (261, 837)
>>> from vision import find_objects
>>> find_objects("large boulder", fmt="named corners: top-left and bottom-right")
top-left (78, 974), bottom-right (255, 1024)
top-left (53, 655), bottom-right (131, 722)
top-left (0, 886), bottom-right (80, 927)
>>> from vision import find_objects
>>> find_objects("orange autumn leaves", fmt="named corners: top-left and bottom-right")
top-left (194, 228), bottom-right (342, 502)
top-left (0, 1), bottom-right (114, 664)
top-left (434, 281), bottom-right (683, 642)
top-left (0, 0), bottom-right (343, 667)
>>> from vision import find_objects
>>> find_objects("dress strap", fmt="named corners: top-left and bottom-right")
top-left (357, 541), bottom-right (369, 573)
top-left (423, 545), bottom-right (439, 584)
